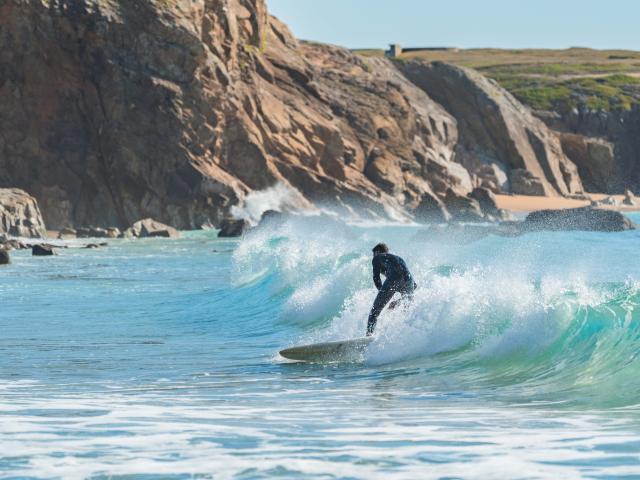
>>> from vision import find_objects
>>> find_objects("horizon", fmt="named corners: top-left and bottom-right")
top-left (268, 0), bottom-right (640, 51)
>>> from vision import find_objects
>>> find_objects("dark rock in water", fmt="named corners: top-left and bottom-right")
top-left (84, 243), bottom-right (100, 249)
top-left (413, 192), bottom-right (450, 223)
top-left (122, 219), bottom-right (180, 239)
top-left (524, 207), bottom-right (636, 232)
top-left (444, 189), bottom-right (484, 222)
top-left (218, 218), bottom-right (250, 238)
top-left (0, 249), bottom-right (10, 265)
top-left (32, 244), bottom-right (55, 256)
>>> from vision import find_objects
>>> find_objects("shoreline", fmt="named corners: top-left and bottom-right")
top-left (495, 193), bottom-right (640, 214)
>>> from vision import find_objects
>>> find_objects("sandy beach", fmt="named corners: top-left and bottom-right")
top-left (495, 193), bottom-right (640, 214)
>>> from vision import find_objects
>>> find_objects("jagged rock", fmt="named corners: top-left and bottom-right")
top-left (398, 62), bottom-right (583, 196)
top-left (470, 187), bottom-right (510, 221)
top-left (0, 0), bottom-right (472, 228)
top-left (0, 188), bottom-right (47, 238)
top-left (218, 218), bottom-right (250, 238)
top-left (0, 249), bottom-right (9, 265)
top-left (444, 189), bottom-right (484, 222)
top-left (559, 133), bottom-right (616, 193)
top-left (413, 192), bottom-right (450, 223)
top-left (32, 244), bottom-right (55, 256)
top-left (524, 208), bottom-right (635, 232)
top-left (511, 169), bottom-right (546, 196)
top-left (123, 218), bottom-right (180, 239)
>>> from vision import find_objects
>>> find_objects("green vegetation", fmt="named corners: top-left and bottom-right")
top-left (353, 47), bottom-right (640, 112)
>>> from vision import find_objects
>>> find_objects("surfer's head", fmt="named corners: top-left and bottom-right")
top-left (372, 243), bottom-right (389, 256)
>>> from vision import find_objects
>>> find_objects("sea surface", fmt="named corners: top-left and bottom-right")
top-left (3, 214), bottom-right (640, 479)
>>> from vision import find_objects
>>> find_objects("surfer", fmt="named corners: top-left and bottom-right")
top-left (366, 243), bottom-right (416, 336)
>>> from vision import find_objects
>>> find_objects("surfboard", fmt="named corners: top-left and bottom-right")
top-left (279, 336), bottom-right (373, 363)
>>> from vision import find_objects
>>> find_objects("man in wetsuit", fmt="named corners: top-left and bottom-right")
top-left (366, 243), bottom-right (416, 336)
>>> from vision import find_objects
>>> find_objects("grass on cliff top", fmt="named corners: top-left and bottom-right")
top-left (355, 47), bottom-right (640, 112)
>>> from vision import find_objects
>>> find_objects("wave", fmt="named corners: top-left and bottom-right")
top-left (233, 215), bottom-right (640, 407)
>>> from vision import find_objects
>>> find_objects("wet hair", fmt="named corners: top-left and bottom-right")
top-left (372, 243), bottom-right (389, 254)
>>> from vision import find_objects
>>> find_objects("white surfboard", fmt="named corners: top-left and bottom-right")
top-left (279, 336), bottom-right (373, 363)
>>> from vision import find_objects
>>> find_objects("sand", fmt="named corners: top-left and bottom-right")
top-left (495, 194), bottom-right (640, 214)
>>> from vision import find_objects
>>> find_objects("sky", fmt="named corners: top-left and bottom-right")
top-left (267, 0), bottom-right (639, 51)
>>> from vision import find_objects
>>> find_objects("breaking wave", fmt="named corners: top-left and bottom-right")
top-left (233, 214), bottom-right (640, 408)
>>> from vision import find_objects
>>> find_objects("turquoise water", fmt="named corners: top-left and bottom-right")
top-left (3, 215), bottom-right (640, 478)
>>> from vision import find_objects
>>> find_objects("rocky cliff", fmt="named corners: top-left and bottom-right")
top-left (398, 62), bottom-right (584, 197)
top-left (0, 0), bottom-right (590, 230)
top-left (537, 107), bottom-right (640, 193)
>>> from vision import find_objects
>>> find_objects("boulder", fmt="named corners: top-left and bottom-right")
top-left (523, 208), bottom-right (636, 232)
top-left (0, 249), bottom-right (10, 265)
top-left (444, 189), bottom-right (484, 222)
top-left (32, 244), bottom-right (55, 256)
top-left (0, 189), bottom-right (47, 238)
top-left (624, 190), bottom-right (636, 206)
top-left (123, 218), bottom-right (180, 239)
top-left (413, 192), bottom-right (450, 223)
top-left (57, 228), bottom-right (77, 240)
top-left (218, 218), bottom-right (250, 238)
top-left (511, 169), bottom-right (547, 196)
top-left (470, 187), bottom-right (510, 221)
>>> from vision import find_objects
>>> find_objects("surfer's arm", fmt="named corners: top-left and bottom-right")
top-left (372, 257), bottom-right (382, 290)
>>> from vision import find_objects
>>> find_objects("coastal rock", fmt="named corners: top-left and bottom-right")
top-left (32, 244), bottom-right (55, 256)
top-left (57, 228), bottom-right (77, 240)
top-left (218, 218), bottom-right (250, 238)
top-left (511, 169), bottom-right (546, 196)
top-left (624, 190), bottom-right (636, 206)
top-left (523, 208), bottom-right (636, 232)
top-left (0, 189), bottom-right (47, 238)
top-left (444, 189), bottom-right (484, 222)
top-left (469, 187), bottom-right (509, 221)
top-left (413, 192), bottom-right (450, 223)
top-left (397, 62), bottom-right (584, 197)
top-left (123, 218), bottom-right (180, 239)
top-left (0, 0), bottom-right (469, 229)
top-left (0, 249), bottom-right (9, 265)
top-left (559, 133), bottom-right (616, 193)
top-left (76, 227), bottom-right (121, 239)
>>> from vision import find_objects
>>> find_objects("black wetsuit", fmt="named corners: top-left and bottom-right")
top-left (367, 253), bottom-right (416, 335)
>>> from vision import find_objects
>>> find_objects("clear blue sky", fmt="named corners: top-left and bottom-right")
top-left (268, 0), bottom-right (639, 50)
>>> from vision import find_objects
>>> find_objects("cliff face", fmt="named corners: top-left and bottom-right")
top-left (0, 0), bottom-right (471, 229)
top-left (0, 1), bottom-right (591, 230)
top-left (398, 62), bottom-right (583, 197)
top-left (538, 107), bottom-right (640, 193)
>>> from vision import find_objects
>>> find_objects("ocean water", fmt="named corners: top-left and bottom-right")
top-left (3, 214), bottom-right (640, 479)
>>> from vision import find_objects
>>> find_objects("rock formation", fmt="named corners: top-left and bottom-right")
top-left (123, 218), bottom-right (180, 238)
top-left (398, 62), bottom-right (584, 197)
top-left (0, 0), bottom-right (475, 229)
top-left (524, 207), bottom-right (636, 232)
top-left (0, 188), bottom-right (47, 238)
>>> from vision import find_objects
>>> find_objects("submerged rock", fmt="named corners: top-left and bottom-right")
top-left (524, 207), bottom-right (636, 232)
top-left (0, 249), bottom-right (10, 265)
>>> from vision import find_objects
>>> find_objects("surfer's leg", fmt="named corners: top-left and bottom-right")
top-left (367, 288), bottom-right (395, 335)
